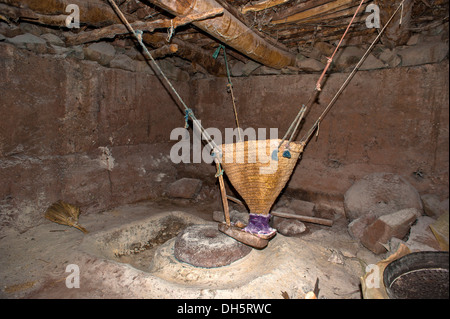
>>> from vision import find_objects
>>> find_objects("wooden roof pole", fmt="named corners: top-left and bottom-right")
top-left (148, 0), bottom-right (296, 69)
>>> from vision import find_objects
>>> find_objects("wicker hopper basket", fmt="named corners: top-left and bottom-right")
top-left (219, 139), bottom-right (304, 216)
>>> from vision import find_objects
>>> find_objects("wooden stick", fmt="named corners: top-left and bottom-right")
top-left (241, 0), bottom-right (290, 14)
top-left (271, 211), bottom-right (333, 227)
top-left (66, 8), bottom-right (224, 46)
top-left (148, 44), bottom-right (179, 59)
top-left (271, 0), bottom-right (362, 25)
top-left (216, 160), bottom-right (231, 226)
top-left (226, 195), bottom-right (333, 227)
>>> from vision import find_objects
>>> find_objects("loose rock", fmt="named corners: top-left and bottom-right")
top-left (344, 172), bottom-right (423, 222)
top-left (405, 216), bottom-right (441, 252)
top-left (421, 194), bottom-right (448, 218)
top-left (5, 33), bottom-right (47, 54)
top-left (83, 42), bottom-right (116, 66)
top-left (397, 41), bottom-right (449, 66)
top-left (285, 199), bottom-right (315, 217)
top-left (296, 58), bottom-right (325, 72)
top-left (109, 54), bottom-right (136, 72)
top-left (273, 217), bottom-right (306, 236)
top-left (40, 33), bottom-right (65, 46)
top-left (360, 208), bottom-right (420, 254)
top-left (166, 178), bottom-right (202, 199)
top-left (328, 249), bottom-right (345, 265)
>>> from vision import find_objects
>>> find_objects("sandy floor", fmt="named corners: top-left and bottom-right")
top-left (0, 199), bottom-right (382, 299)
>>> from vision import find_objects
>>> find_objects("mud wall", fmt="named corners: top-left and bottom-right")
top-left (0, 40), bottom-right (448, 233)
top-left (0, 43), bottom-right (192, 232)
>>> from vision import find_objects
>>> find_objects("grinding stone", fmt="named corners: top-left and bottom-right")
top-left (174, 224), bottom-right (252, 268)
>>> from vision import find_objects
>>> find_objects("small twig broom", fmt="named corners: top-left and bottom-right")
top-left (44, 200), bottom-right (88, 233)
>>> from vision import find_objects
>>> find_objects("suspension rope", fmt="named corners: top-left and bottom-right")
top-left (213, 44), bottom-right (242, 142)
top-left (300, 0), bottom-right (406, 145)
top-left (107, 0), bottom-right (220, 154)
top-left (315, 0), bottom-right (366, 92)
top-left (274, 0), bottom-right (366, 160)
top-left (277, 0), bottom-right (405, 157)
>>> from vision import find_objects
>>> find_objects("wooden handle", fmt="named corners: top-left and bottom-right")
top-left (271, 211), bottom-right (333, 227)
top-left (226, 193), bottom-right (333, 227)
top-left (215, 160), bottom-right (231, 226)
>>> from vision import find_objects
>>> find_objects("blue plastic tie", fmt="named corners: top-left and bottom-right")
top-left (215, 169), bottom-right (224, 178)
top-left (283, 150), bottom-right (291, 159)
top-left (184, 109), bottom-right (191, 128)
top-left (271, 150), bottom-right (278, 161)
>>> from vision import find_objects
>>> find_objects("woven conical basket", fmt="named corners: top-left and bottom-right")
top-left (219, 139), bottom-right (304, 216)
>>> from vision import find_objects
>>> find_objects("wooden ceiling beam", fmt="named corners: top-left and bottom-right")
top-left (271, 0), bottom-right (368, 25)
top-left (148, 0), bottom-right (296, 69)
top-left (65, 8), bottom-right (224, 46)
top-left (241, 0), bottom-right (291, 14)
top-left (0, 0), bottom-right (131, 27)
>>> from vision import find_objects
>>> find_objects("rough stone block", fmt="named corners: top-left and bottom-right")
top-left (40, 33), bottom-right (65, 46)
top-left (421, 194), bottom-right (448, 218)
top-left (405, 216), bottom-right (441, 252)
top-left (286, 199), bottom-right (315, 217)
top-left (213, 210), bottom-right (248, 225)
top-left (397, 42), bottom-right (449, 66)
top-left (348, 212), bottom-right (378, 240)
top-left (230, 60), bottom-right (261, 77)
top-left (296, 58), bottom-right (325, 72)
top-left (166, 178), bottom-right (202, 199)
top-left (332, 46), bottom-right (386, 71)
top-left (5, 33), bottom-right (47, 54)
top-left (273, 216), bottom-right (306, 236)
top-left (378, 48), bottom-right (402, 67)
top-left (109, 54), bottom-right (136, 72)
top-left (83, 42), bottom-right (116, 66)
top-left (344, 172), bottom-right (423, 222)
top-left (360, 208), bottom-right (419, 254)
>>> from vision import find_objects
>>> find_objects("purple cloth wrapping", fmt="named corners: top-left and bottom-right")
top-left (243, 213), bottom-right (276, 236)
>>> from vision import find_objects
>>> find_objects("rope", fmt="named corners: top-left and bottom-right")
top-left (315, 0), bottom-right (366, 92)
top-left (107, 0), bottom-right (221, 154)
top-left (167, 19), bottom-right (174, 42)
top-left (215, 161), bottom-right (224, 177)
top-left (300, 0), bottom-right (406, 145)
top-left (274, 0), bottom-right (365, 160)
top-left (214, 45), bottom-right (242, 142)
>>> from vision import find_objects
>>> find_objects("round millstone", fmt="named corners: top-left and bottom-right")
top-left (174, 224), bottom-right (252, 268)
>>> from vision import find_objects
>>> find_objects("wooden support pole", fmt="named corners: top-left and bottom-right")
top-left (216, 160), bottom-right (231, 226)
top-left (143, 33), bottom-right (227, 76)
top-left (0, 0), bottom-right (127, 27)
top-left (149, 0), bottom-right (296, 69)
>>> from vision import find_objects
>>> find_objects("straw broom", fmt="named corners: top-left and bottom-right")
top-left (44, 200), bottom-right (88, 233)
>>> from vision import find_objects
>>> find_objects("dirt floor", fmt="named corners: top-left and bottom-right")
top-left (0, 199), bottom-right (382, 299)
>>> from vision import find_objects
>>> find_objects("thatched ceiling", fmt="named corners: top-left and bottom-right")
top-left (0, 0), bottom-right (448, 74)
